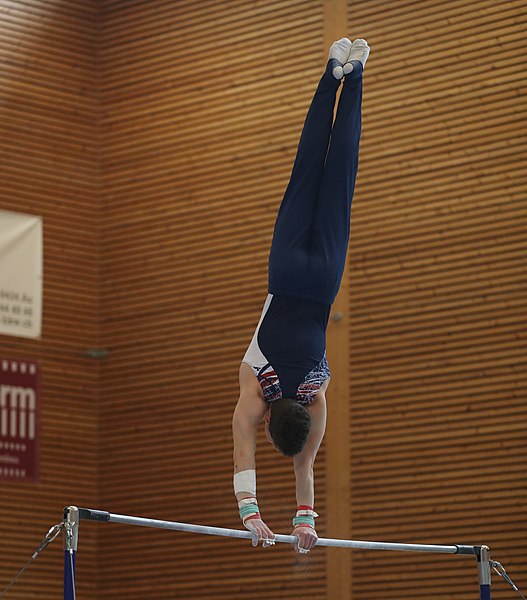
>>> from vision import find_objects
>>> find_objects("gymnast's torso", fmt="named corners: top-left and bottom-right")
top-left (242, 294), bottom-right (331, 405)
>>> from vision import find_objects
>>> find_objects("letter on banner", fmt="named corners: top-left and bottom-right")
top-left (0, 209), bottom-right (43, 338)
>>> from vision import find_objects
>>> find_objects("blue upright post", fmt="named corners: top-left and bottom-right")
top-left (478, 545), bottom-right (491, 600)
top-left (63, 550), bottom-right (76, 600)
top-left (63, 506), bottom-right (79, 600)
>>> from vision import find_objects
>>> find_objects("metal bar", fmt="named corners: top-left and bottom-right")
top-left (77, 507), bottom-right (476, 555)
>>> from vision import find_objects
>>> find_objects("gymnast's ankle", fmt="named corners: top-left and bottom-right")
top-left (343, 60), bottom-right (364, 83)
top-left (326, 58), bottom-right (345, 82)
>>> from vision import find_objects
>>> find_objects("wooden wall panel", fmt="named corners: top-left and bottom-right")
top-left (0, 1), bottom-right (99, 598)
top-left (98, 1), bottom-right (329, 598)
top-left (3, 1), bottom-right (522, 598)
top-left (347, 1), bottom-right (526, 598)
top-left (323, 3), bottom-right (353, 599)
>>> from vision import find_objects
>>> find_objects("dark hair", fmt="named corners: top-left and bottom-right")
top-left (269, 398), bottom-right (311, 456)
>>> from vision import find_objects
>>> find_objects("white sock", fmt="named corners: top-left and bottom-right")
top-left (343, 39), bottom-right (370, 75)
top-left (328, 38), bottom-right (352, 79)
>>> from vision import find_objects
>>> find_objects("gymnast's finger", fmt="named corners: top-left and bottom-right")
top-left (260, 527), bottom-right (275, 548)
top-left (255, 526), bottom-right (268, 546)
top-left (263, 524), bottom-right (276, 543)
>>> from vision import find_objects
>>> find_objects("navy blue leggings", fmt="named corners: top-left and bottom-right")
top-left (268, 61), bottom-right (363, 306)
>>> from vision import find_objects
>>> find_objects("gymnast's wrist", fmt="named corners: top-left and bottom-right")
top-left (292, 505), bottom-right (319, 530)
top-left (233, 469), bottom-right (259, 525)
top-left (238, 497), bottom-right (261, 526)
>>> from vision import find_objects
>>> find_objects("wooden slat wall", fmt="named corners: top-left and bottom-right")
top-left (98, 1), bottom-right (330, 598)
top-left (0, 1), bottom-right (99, 598)
top-left (347, 1), bottom-right (526, 598)
top-left (3, 1), bottom-right (523, 598)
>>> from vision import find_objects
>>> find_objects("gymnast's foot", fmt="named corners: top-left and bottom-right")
top-left (328, 37), bottom-right (353, 79)
top-left (343, 38), bottom-right (370, 76)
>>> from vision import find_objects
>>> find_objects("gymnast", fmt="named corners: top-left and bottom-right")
top-left (232, 38), bottom-right (370, 554)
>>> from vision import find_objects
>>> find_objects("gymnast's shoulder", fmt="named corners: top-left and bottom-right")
top-left (238, 362), bottom-right (263, 395)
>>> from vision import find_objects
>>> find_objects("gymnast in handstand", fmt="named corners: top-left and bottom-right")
top-left (232, 37), bottom-right (370, 554)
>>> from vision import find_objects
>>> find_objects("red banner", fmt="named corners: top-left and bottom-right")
top-left (0, 358), bottom-right (40, 482)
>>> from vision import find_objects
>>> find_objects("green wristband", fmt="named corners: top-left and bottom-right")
top-left (293, 515), bottom-right (315, 528)
top-left (239, 503), bottom-right (259, 520)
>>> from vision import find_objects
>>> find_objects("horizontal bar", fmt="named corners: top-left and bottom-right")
top-left (77, 508), bottom-right (477, 555)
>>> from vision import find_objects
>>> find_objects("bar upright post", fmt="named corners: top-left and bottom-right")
top-left (478, 545), bottom-right (491, 600)
top-left (63, 506), bottom-right (79, 600)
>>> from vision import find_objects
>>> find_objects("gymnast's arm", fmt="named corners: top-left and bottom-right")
top-left (232, 392), bottom-right (261, 475)
top-left (291, 391), bottom-right (327, 551)
top-left (232, 364), bottom-right (275, 544)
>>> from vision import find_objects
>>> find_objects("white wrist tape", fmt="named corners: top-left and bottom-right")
top-left (296, 509), bottom-right (319, 518)
top-left (233, 469), bottom-right (256, 496)
top-left (238, 497), bottom-right (258, 508)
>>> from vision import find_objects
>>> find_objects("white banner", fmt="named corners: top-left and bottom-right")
top-left (0, 210), bottom-right (43, 338)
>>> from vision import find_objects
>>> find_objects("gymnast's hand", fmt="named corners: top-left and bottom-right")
top-left (244, 517), bottom-right (276, 548)
top-left (292, 525), bottom-right (318, 554)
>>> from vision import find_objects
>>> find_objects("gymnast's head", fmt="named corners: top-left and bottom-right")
top-left (265, 398), bottom-right (312, 456)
